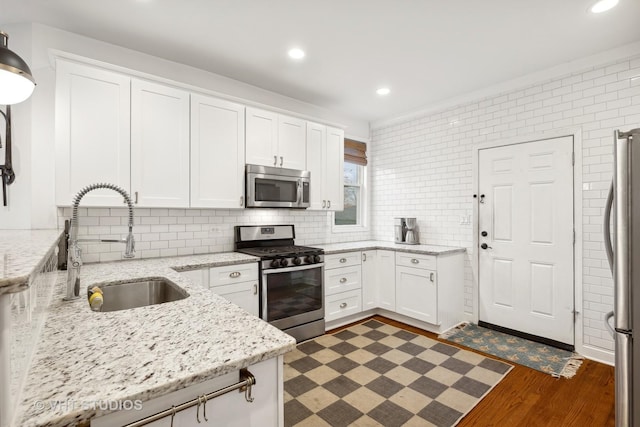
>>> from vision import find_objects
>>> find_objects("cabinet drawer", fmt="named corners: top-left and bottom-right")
top-left (209, 263), bottom-right (259, 287)
top-left (325, 289), bottom-right (362, 322)
top-left (324, 252), bottom-right (361, 269)
top-left (395, 252), bottom-right (436, 270)
top-left (325, 265), bottom-right (361, 296)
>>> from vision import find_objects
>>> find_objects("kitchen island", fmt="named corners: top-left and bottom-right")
top-left (7, 249), bottom-right (295, 427)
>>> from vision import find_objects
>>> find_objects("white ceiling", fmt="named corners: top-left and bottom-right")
top-left (2, 0), bottom-right (640, 122)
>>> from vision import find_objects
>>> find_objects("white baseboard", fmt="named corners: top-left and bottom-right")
top-left (578, 344), bottom-right (614, 366)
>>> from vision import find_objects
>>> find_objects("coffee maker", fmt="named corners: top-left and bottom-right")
top-left (394, 217), bottom-right (419, 244)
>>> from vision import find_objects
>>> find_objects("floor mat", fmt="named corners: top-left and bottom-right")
top-left (284, 319), bottom-right (512, 427)
top-left (440, 323), bottom-right (583, 379)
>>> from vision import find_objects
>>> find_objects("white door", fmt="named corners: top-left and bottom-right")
top-left (55, 60), bottom-right (131, 206)
top-left (191, 94), bottom-right (245, 208)
top-left (245, 107), bottom-right (278, 167)
top-left (277, 115), bottom-right (306, 170)
top-left (478, 136), bottom-right (574, 345)
top-left (131, 79), bottom-right (190, 207)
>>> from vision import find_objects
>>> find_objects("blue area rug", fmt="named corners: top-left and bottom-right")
top-left (440, 323), bottom-right (583, 378)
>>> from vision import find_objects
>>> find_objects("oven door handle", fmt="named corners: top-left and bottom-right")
top-left (263, 263), bottom-right (324, 275)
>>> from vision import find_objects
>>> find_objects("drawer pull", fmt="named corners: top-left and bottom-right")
top-left (430, 272), bottom-right (435, 282)
top-left (362, 253), bottom-right (367, 262)
top-left (340, 302), bottom-right (347, 309)
top-left (411, 259), bottom-right (419, 264)
top-left (339, 258), bottom-right (347, 263)
top-left (253, 284), bottom-right (258, 295)
top-left (339, 277), bottom-right (347, 283)
top-left (229, 272), bottom-right (241, 278)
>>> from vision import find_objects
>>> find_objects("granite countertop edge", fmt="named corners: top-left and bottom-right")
top-left (314, 240), bottom-right (467, 255)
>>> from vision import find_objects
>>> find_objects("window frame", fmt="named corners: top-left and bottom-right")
top-left (332, 161), bottom-right (368, 232)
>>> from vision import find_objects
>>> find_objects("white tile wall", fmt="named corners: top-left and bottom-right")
top-left (370, 55), bottom-right (640, 353)
top-left (57, 207), bottom-right (370, 264)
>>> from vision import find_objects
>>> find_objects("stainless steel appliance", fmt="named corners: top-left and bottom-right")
top-left (604, 127), bottom-right (640, 427)
top-left (235, 225), bottom-right (324, 342)
top-left (245, 164), bottom-right (310, 208)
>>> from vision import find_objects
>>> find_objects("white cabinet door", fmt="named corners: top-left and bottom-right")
top-left (396, 266), bottom-right (437, 324)
top-left (377, 250), bottom-right (396, 311)
top-left (180, 269), bottom-right (210, 288)
top-left (55, 60), bottom-right (131, 206)
top-left (278, 115), bottom-right (306, 170)
top-left (131, 79), bottom-right (190, 207)
top-left (246, 107), bottom-right (278, 167)
top-left (211, 282), bottom-right (259, 317)
top-left (305, 122), bottom-right (326, 210)
top-left (361, 251), bottom-right (377, 309)
top-left (191, 94), bottom-right (245, 208)
top-left (325, 127), bottom-right (344, 211)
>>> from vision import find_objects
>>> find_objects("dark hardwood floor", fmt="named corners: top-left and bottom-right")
top-left (330, 315), bottom-right (616, 426)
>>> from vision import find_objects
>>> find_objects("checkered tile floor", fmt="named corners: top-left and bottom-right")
top-left (284, 319), bottom-right (512, 427)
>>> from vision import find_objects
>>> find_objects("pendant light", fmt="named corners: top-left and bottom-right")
top-left (0, 31), bottom-right (35, 105)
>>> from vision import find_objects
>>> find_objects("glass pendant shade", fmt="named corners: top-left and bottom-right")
top-left (0, 32), bottom-right (36, 105)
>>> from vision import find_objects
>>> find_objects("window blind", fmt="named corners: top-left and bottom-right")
top-left (344, 139), bottom-right (367, 166)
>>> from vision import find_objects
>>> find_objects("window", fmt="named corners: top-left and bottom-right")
top-left (334, 139), bottom-right (367, 229)
top-left (335, 162), bottom-right (364, 226)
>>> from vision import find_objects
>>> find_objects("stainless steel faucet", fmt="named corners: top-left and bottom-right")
top-left (64, 183), bottom-right (135, 300)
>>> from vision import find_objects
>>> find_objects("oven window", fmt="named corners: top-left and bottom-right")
top-left (255, 178), bottom-right (298, 202)
top-left (264, 267), bottom-right (322, 322)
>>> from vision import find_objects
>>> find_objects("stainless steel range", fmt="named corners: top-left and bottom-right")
top-left (234, 225), bottom-right (325, 342)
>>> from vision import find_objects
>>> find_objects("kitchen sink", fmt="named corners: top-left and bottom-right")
top-left (88, 279), bottom-right (189, 312)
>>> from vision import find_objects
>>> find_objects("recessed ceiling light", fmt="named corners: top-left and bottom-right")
top-left (376, 87), bottom-right (390, 96)
top-left (589, 0), bottom-right (619, 13)
top-left (288, 48), bottom-right (305, 59)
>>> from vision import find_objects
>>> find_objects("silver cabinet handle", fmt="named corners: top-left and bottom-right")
top-left (253, 283), bottom-right (258, 295)
top-left (339, 302), bottom-right (347, 309)
top-left (322, 200), bottom-right (326, 208)
top-left (362, 253), bottom-right (367, 262)
top-left (280, 156), bottom-right (283, 167)
top-left (430, 272), bottom-right (435, 282)
top-left (339, 258), bottom-right (347, 263)
top-left (273, 155), bottom-right (277, 166)
top-left (340, 278), bottom-right (347, 283)
top-left (411, 259), bottom-right (419, 264)
top-left (240, 196), bottom-right (243, 207)
top-left (327, 200), bottom-right (331, 208)
top-left (135, 191), bottom-right (139, 204)
top-left (229, 272), bottom-right (241, 278)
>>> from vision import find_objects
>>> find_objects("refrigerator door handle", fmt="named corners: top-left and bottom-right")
top-left (604, 311), bottom-right (615, 338)
top-left (614, 129), bottom-right (632, 331)
top-left (604, 181), bottom-right (614, 272)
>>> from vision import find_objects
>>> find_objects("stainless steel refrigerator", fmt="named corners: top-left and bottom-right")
top-left (605, 127), bottom-right (640, 427)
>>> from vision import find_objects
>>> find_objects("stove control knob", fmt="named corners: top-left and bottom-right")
top-left (314, 255), bottom-right (322, 263)
top-left (304, 256), bottom-right (314, 264)
top-left (270, 259), bottom-right (281, 268)
top-left (292, 257), bottom-right (301, 265)
top-left (280, 258), bottom-right (289, 267)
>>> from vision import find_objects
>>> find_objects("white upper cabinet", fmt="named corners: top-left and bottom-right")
top-left (277, 115), bottom-right (306, 170)
top-left (306, 122), bottom-right (344, 211)
top-left (191, 94), bottom-right (245, 208)
top-left (131, 79), bottom-right (190, 207)
top-left (55, 60), bottom-right (131, 206)
top-left (246, 107), bottom-right (306, 170)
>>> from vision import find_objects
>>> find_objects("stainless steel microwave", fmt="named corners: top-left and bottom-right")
top-left (245, 164), bottom-right (310, 208)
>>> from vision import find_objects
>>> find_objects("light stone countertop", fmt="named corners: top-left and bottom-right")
top-left (13, 253), bottom-right (296, 427)
top-left (0, 229), bottom-right (63, 294)
top-left (314, 240), bottom-right (466, 255)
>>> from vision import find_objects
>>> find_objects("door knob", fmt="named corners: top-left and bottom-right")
top-left (481, 231), bottom-right (488, 237)
top-left (480, 243), bottom-right (492, 250)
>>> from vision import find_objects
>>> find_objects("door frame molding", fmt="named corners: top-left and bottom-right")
top-left (470, 127), bottom-right (595, 361)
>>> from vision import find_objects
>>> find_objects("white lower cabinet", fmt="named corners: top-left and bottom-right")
top-left (323, 253), bottom-right (362, 323)
top-left (395, 265), bottom-right (437, 324)
top-left (324, 249), bottom-right (463, 332)
top-left (92, 356), bottom-right (283, 427)
top-left (181, 263), bottom-right (260, 317)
